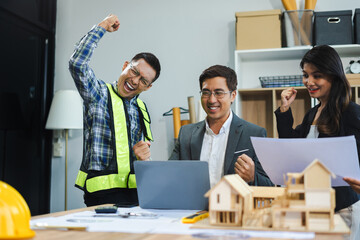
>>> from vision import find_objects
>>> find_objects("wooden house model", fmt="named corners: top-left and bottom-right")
top-left (205, 174), bottom-right (252, 226)
top-left (272, 159), bottom-right (336, 231)
top-left (204, 174), bottom-right (285, 227)
top-left (205, 159), bottom-right (336, 231)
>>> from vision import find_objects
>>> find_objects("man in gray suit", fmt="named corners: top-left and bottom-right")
top-left (169, 65), bottom-right (273, 187)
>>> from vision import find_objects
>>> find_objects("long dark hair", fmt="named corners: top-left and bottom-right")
top-left (300, 45), bottom-right (351, 135)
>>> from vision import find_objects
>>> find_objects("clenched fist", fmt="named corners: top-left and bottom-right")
top-left (133, 141), bottom-right (151, 161)
top-left (98, 14), bottom-right (120, 32)
top-left (234, 154), bottom-right (255, 183)
top-left (280, 87), bottom-right (297, 112)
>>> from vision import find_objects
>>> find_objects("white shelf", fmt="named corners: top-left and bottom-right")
top-left (234, 44), bottom-right (360, 116)
top-left (235, 44), bottom-right (360, 62)
top-left (331, 44), bottom-right (360, 57)
top-left (235, 46), bottom-right (311, 62)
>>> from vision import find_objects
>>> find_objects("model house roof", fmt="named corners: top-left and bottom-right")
top-left (205, 174), bottom-right (252, 197)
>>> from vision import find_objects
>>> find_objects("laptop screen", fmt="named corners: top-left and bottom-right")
top-left (134, 160), bottom-right (210, 210)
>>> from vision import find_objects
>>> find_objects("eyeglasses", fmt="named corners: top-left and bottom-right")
top-left (128, 62), bottom-right (151, 87)
top-left (200, 90), bottom-right (232, 99)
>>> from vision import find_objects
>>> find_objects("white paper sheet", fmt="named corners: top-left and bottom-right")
top-left (30, 207), bottom-right (314, 239)
top-left (251, 136), bottom-right (360, 186)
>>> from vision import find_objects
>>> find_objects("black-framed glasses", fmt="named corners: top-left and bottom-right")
top-left (128, 62), bottom-right (150, 87)
top-left (200, 90), bottom-right (232, 99)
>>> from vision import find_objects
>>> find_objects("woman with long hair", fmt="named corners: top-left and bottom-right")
top-left (275, 45), bottom-right (360, 239)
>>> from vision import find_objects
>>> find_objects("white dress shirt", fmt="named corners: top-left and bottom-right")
top-left (200, 111), bottom-right (232, 187)
top-left (307, 125), bottom-right (319, 138)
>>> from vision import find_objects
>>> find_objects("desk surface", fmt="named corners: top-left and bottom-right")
top-left (31, 205), bottom-right (347, 240)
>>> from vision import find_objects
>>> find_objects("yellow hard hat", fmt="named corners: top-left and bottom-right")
top-left (0, 181), bottom-right (35, 239)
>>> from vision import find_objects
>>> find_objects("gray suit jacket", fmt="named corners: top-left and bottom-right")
top-left (169, 112), bottom-right (273, 186)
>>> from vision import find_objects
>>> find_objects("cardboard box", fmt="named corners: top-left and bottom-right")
top-left (235, 9), bottom-right (282, 50)
top-left (313, 10), bottom-right (353, 45)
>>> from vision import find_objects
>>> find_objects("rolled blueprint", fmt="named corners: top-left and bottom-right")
top-left (172, 107), bottom-right (181, 139)
top-left (187, 96), bottom-right (196, 124)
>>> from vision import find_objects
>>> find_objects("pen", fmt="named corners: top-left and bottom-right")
top-left (181, 210), bottom-right (208, 224)
top-left (234, 149), bottom-right (249, 154)
top-left (94, 212), bottom-right (158, 218)
top-left (34, 223), bottom-right (87, 231)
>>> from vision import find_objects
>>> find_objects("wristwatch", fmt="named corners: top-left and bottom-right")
top-left (349, 60), bottom-right (360, 74)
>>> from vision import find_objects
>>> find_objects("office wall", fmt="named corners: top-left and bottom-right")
top-left (52, 0), bottom-right (360, 212)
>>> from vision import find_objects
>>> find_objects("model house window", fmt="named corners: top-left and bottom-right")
top-left (229, 212), bottom-right (235, 223)
top-left (218, 211), bottom-right (236, 224)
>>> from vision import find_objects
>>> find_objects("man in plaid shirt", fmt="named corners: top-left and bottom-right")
top-left (70, 14), bottom-right (161, 206)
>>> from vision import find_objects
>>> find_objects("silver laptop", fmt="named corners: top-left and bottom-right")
top-left (134, 160), bottom-right (210, 210)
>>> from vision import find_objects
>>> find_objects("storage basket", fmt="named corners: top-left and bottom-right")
top-left (259, 75), bottom-right (303, 88)
top-left (313, 10), bottom-right (353, 45)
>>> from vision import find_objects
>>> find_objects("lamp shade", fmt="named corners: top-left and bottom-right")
top-left (45, 90), bottom-right (83, 129)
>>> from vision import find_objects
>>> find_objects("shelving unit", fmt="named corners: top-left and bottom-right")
top-left (235, 44), bottom-right (360, 138)
top-left (238, 87), bottom-right (311, 138)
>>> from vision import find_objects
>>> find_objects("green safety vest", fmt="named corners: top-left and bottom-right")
top-left (75, 84), bottom-right (153, 193)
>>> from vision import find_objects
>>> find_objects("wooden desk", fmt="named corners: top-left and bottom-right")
top-left (31, 206), bottom-right (347, 240)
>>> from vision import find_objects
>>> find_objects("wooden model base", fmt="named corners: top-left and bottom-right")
top-left (204, 160), bottom-right (347, 233)
top-left (192, 214), bottom-right (350, 234)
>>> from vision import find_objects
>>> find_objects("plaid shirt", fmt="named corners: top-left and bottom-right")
top-left (69, 25), bottom-right (142, 171)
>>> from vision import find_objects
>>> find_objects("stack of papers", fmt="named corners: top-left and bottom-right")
top-left (251, 136), bottom-right (360, 186)
top-left (31, 207), bottom-right (314, 239)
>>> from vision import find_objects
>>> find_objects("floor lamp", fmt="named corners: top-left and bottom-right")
top-left (45, 90), bottom-right (83, 210)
